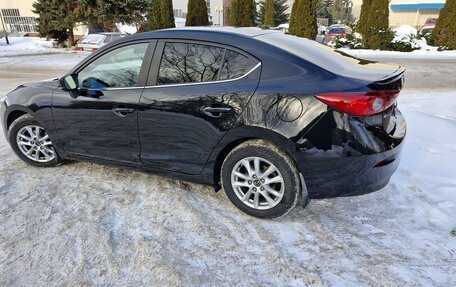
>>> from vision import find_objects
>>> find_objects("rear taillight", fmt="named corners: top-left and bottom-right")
top-left (314, 90), bottom-right (400, 116)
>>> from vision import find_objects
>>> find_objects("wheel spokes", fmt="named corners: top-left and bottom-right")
top-left (231, 156), bottom-right (285, 210)
top-left (264, 175), bottom-right (284, 185)
top-left (17, 125), bottom-right (55, 163)
top-left (241, 159), bottom-right (254, 177)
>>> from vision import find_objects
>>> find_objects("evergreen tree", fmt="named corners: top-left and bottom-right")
top-left (228, 0), bottom-right (240, 26)
top-left (359, 0), bottom-right (391, 49)
top-left (258, 0), bottom-right (289, 26)
top-left (186, 0), bottom-right (209, 26)
top-left (263, 0), bottom-right (275, 26)
top-left (160, 0), bottom-right (176, 28)
top-left (357, 0), bottom-right (371, 37)
top-left (229, 0), bottom-right (255, 26)
top-left (432, 0), bottom-right (456, 50)
top-left (238, 0), bottom-right (256, 26)
top-left (33, 0), bottom-right (79, 47)
top-left (145, 0), bottom-right (163, 30)
top-left (289, 0), bottom-right (317, 39)
top-left (78, 0), bottom-right (149, 31)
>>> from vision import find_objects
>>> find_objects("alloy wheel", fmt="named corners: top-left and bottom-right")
top-left (16, 125), bottom-right (55, 163)
top-left (230, 156), bottom-right (285, 210)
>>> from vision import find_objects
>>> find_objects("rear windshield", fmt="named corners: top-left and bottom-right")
top-left (329, 27), bottom-right (346, 34)
top-left (256, 32), bottom-right (368, 72)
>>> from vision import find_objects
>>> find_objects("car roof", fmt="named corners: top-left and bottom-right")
top-left (130, 27), bottom-right (279, 40)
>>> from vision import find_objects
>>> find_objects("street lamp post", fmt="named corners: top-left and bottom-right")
top-left (216, 7), bottom-right (223, 26)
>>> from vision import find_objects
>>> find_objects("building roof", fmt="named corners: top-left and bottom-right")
top-left (390, 0), bottom-right (446, 10)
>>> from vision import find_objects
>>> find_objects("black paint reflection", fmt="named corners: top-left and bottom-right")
top-left (158, 42), bottom-right (224, 85)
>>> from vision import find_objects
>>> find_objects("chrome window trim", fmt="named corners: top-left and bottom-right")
top-left (145, 62), bottom-right (261, 89)
top-left (101, 58), bottom-right (261, 91)
top-left (103, 86), bottom-right (144, 91)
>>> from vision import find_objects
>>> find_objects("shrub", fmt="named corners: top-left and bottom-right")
top-left (329, 33), bottom-right (363, 49)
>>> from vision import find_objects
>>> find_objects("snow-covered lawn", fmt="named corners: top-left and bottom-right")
top-left (0, 39), bottom-right (455, 286)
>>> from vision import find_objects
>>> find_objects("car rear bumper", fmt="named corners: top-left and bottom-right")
top-left (295, 106), bottom-right (406, 199)
top-left (301, 142), bottom-right (403, 198)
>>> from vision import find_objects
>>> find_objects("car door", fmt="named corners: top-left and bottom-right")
top-left (52, 41), bottom-right (155, 164)
top-left (138, 40), bottom-right (261, 174)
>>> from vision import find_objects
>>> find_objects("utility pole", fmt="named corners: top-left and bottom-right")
top-left (0, 9), bottom-right (9, 44)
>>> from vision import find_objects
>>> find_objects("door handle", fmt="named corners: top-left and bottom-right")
top-left (202, 106), bottom-right (233, 118)
top-left (112, 107), bottom-right (135, 117)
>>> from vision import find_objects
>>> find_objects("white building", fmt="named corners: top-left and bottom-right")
top-left (389, 0), bottom-right (446, 28)
top-left (172, 0), bottom-right (226, 26)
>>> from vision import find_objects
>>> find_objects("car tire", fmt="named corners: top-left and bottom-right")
top-left (221, 139), bottom-right (303, 219)
top-left (8, 114), bottom-right (62, 167)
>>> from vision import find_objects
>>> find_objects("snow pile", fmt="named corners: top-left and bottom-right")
top-left (0, 37), bottom-right (58, 57)
top-left (392, 25), bottom-right (427, 50)
top-left (394, 25), bottom-right (418, 37)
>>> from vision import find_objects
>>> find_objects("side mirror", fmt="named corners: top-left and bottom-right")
top-left (61, 74), bottom-right (78, 91)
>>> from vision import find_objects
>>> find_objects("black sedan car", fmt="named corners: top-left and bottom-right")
top-left (0, 28), bottom-right (406, 218)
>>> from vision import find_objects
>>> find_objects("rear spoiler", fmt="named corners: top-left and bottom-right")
top-left (369, 67), bottom-right (406, 91)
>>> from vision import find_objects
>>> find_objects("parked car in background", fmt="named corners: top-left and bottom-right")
top-left (424, 18), bottom-right (437, 26)
top-left (1, 28), bottom-right (406, 218)
top-left (419, 26), bottom-right (435, 35)
top-left (324, 24), bottom-right (352, 44)
top-left (76, 32), bottom-right (125, 52)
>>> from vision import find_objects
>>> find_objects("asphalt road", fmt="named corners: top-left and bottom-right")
top-left (362, 57), bottom-right (456, 89)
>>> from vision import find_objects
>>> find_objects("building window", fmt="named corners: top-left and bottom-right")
top-left (206, 0), bottom-right (211, 14)
top-left (173, 8), bottom-right (183, 18)
top-left (1, 9), bottom-right (37, 33)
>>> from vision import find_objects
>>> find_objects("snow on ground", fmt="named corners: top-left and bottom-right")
top-left (0, 37), bottom-right (61, 56)
top-left (0, 45), bottom-right (455, 286)
top-left (339, 24), bottom-right (456, 59)
top-left (341, 47), bottom-right (456, 59)
top-left (0, 37), bottom-right (90, 69)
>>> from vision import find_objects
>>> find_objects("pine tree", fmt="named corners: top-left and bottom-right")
top-left (186, 0), bottom-right (209, 26)
top-left (357, 0), bottom-right (371, 38)
top-left (360, 0), bottom-right (391, 49)
top-left (238, 0), bottom-right (255, 26)
top-left (33, 0), bottom-right (79, 47)
top-left (289, 0), bottom-right (317, 39)
top-left (258, 0), bottom-right (289, 26)
top-left (145, 0), bottom-right (163, 30)
top-left (79, 0), bottom-right (149, 31)
top-left (228, 0), bottom-right (240, 26)
top-left (160, 0), bottom-right (176, 28)
top-left (432, 0), bottom-right (456, 50)
top-left (263, 0), bottom-right (275, 26)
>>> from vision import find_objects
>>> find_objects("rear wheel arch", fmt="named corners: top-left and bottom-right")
top-left (211, 128), bottom-right (300, 189)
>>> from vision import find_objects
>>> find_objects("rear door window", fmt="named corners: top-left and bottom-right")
top-left (219, 50), bottom-right (258, 80)
top-left (157, 42), bottom-right (224, 85)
